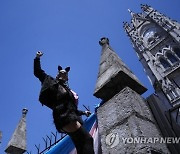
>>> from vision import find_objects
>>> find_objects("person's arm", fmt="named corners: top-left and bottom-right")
top-left (34, 51), bottom-right (47, 83)
top-left (70, 89), bottom-right (91, 117)
top-left (76, 110), bottom-right (91, 117)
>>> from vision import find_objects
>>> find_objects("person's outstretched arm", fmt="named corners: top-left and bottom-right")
top-left (34, 51), bottom-right (47, 83)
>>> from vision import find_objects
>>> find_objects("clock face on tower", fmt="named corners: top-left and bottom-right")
top-left (142, 26), bottom-right (161, 45)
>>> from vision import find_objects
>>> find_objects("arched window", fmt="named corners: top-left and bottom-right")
top-left (174, 47), bottom-right (180, 58)
top-left (166, 52), bottom-right (178, 64)
top-left (142, 25), bottom-right (161, 46)
top-left (159, 58), bottom-right (171, 69)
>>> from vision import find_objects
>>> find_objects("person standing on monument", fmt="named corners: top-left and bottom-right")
top-left (34, 51), bottom-right (94, 154)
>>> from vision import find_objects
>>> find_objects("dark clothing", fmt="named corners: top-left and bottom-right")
top-left (69, 126), bottom-right (94, 154)
top-left (34, 57), bottom-right (84, 131)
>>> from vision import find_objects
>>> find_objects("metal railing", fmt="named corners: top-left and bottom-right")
top-left (26, 131), bottom-right (67, 154)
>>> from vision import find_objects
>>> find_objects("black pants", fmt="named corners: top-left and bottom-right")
top-left (68, 126), bottom-right (95, 154)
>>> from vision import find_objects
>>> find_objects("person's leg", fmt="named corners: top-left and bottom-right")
top-left (63, 121), bottom-right (94, 154)
top-left (52, 108), bottom-right (94, 154)
top-left (62, 121), bottom-right (81, 132)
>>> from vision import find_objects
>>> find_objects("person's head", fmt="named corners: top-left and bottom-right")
top-left (56, 65), bottom-right (70, 82)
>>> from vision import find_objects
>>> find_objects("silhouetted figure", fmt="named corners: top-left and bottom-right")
top-left (34, 51), bottom-right (94, 154)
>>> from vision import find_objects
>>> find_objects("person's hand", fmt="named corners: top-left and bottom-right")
top-left (36, 51), bottom-right (43, 58)
top-left (84, 111), bottom-right (91, 117)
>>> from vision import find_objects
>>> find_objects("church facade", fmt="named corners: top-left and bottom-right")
top-left (123, 4), bottom-right (180, 153)
top-left (123, 4), bottom-right (180, 108)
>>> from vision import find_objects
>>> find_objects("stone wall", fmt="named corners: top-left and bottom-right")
top-left (97, 87), bottom-right (170, 154)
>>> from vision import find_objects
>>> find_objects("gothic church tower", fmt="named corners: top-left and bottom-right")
top-left (123, 4), bottom-right (180, 108)
top-left (124, 4), bottom-right (180, 153)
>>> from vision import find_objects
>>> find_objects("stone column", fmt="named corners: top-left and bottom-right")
top-left (97, 87), bottom-right (169, 154)
top-left (94, 37), bottom-right (170, 154)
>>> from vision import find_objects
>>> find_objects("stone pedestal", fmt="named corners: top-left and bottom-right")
top-left (97, 87), bottom-right (170, 154)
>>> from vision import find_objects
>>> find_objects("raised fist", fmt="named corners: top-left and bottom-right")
top-left (36, 51), bottom-right (43, 58)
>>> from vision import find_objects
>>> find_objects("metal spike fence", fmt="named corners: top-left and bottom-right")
top-left (27, 131), bottom-right (67, 154)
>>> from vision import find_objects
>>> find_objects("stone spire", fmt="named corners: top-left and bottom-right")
top-left (5, 108), bottom-right (28, 154)
top-left (94, 37), bottom-right (147, 101)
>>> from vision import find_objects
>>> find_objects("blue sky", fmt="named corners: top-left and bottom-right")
top-left (0, 0), bottom-right (180, 153)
